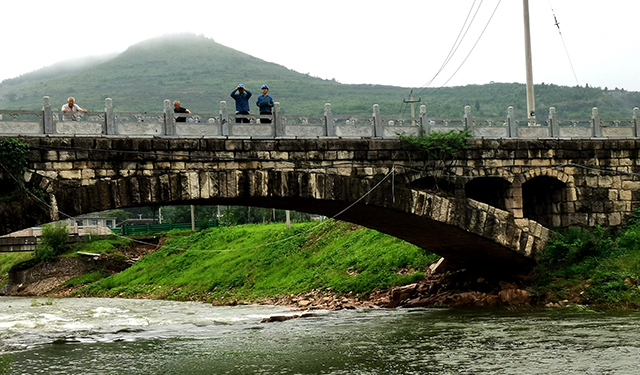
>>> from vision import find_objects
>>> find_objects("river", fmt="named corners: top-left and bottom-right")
top-left (1, 297), bottom-right (639, 374)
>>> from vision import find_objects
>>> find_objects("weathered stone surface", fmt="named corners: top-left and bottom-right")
top-left (2, 136), bottom-right (639, 273)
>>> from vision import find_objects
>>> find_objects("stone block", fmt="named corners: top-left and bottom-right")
top-left (52, 162), bottom-right (73, 170)
top-left (622, 181), bottom-right (640, 190)
top-left (59, 170), bottom-right (82, 179)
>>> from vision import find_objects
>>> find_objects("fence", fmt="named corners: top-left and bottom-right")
top-left (1, 97), bottom-right (639, 139)
top-left (112, 221), bottom-right (221, 236)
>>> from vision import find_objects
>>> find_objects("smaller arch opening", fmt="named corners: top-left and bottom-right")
top-left (522, 176), bottom-right (566, 227)
top-left (464, 177), bottom-right (511, 210)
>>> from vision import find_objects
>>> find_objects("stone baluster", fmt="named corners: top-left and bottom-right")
top-left (220, 101), bottom-right (229, 136)
top-left (507, 106), bottom-right (516, 138)
top-left (592, 107), bottom-right (602, 137)
top-left (324, 103), bottom-right (335, 136)
top-left (43, 96), bottom-right (54, 134)
top-left (464, 105), bottom-right (472, 132)
top-left (163, 99), bottom-right (175, 136)
top-left (373, 104), bottom-right (383, 138)
top-left (549, 107), bottom-right (559, 138)
top-left (274, 102), bottom-right (284, 137)
top-left (419, 105), bottom-right (429, 136)
top-left (105, 98), bottom-right (115, 135)
top-left (633, 107), bottom-right (640, 137)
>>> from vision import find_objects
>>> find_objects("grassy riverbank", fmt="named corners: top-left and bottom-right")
top-left (74, 220), bottom-right (439, 302)
top-left (4, 216), bottom-right (640, 309)
top-left (532, 219), bottom-right (640, 308)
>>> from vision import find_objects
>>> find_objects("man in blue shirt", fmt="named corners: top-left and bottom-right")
top-left (230, 84), bottom-right (252, 123)
top-left (256, 84), bottom-right (274, 124)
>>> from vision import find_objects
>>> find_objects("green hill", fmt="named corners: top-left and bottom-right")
top-left (1, 33), bottom-right (639, 119)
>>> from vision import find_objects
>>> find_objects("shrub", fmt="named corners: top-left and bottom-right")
top-left (34, 222), bottom-right (70, 261)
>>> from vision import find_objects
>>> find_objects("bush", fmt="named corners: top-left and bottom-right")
top-left (34, 223), bottom-right (70, 261)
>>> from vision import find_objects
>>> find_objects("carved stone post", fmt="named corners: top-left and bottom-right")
top-left (43, 96), bottom-right (54, 134)
top-left (163, 99), bottom-right (175, 136)
top-left (592, 107), bottom-right (602, 137)
top-left (634, 107), bottom-right (640, 137)
top-left (507, 106), bottom-right (516, 138)
top-left (549, 107), bottom-right (559, 138)
top-left (274, 102), bottom-right (284, 137)
top-left (419, 104), bottom-right (429, 136)
top-left (220, 101), bottom-right (229, 136)
top-left (105, 98), bottom-right (115, 135)
top-left (373, 104), bottom-right (383, 138)
top-left (324, 103), bottom-right (335, 136)
top-left (464, 105), bottom-right (472, 132)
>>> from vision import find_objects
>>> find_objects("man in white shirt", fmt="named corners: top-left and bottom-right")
top-left (61, 97), bottom-right (87, 121)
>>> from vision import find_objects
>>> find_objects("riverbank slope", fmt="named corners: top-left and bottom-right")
top-left (2, 219), bottom-right (640, 309)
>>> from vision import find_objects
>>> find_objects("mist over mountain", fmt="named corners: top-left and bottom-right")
top-left (0, 33), bottom-right (638, 119)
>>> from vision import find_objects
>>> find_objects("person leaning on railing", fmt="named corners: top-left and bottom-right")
top-left (173, 100), bottom-right (191, 122)
top-left (61, 97), bottom-right (87, 121)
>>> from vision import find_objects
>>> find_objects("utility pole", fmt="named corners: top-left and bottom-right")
top-left (190, 205), bottom-right (196, 231)
top-left (403, 90), bottom-right (421, 124)
top-left (523, 0), bottom-right (536, 122)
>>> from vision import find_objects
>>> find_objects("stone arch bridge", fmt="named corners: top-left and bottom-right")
top-left (2, 136), bottom-right (638, 274)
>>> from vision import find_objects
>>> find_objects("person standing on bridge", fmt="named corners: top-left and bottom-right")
top-left (230, 83), bottom-right (252, 123)
top-left (256, 84), bottom-right (274, 124)
top-left (173, 100), bottom-right (191, 122)
top-left (61, 97), bottom-right (87, 121)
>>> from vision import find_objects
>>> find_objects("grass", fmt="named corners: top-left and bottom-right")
top-left (77, 220), bottom-right (438, 302)
top-left (533, 223), bottom-right (640, 307)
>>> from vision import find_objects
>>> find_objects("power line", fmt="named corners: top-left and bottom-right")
top-left (401, 1), bottom-right (484, 116)
top-left (428, 0), bottom-right (503, 91)
top-left (548, 0), bottom-right (580, 86)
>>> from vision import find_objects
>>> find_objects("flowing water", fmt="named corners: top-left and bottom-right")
top-left (1, 297), bottom-right (640, 374)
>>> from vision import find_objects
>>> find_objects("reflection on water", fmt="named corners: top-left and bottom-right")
top-left (1, 297), bottom-right (640, 374)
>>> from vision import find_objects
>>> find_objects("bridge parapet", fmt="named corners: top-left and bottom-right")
top-left (1, 98), bottom-right (639, 139)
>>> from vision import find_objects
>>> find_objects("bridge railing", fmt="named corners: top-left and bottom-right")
top-left (1, 97), bottom-right (639, 139)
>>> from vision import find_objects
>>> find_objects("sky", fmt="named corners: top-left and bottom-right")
top-left (2, 1), bottom-right (639, 92)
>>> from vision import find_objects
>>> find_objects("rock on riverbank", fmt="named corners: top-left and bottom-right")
top-left (252, 260), bottom-right (533, 311)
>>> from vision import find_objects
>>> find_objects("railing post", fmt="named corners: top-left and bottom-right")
top-left (105, 98), bottom-right (115, 135)
top-left (419, 104), bottom-right (429, 136)
top-left (549, 107), bottom-right (559, 138)
top-left (163, 99), bottom-right (175, 136)
top-left (43, 96), bottom-right (54, 134)
top-left (220, 100), bottom-right (229, 136)
top-left (464, 105), bottom-right (472, 133)
top-left (373, 104), bottom-right (383, 138)
top-left (274, 102), bottom-right (284, 137)
top-left (507, 106), bottom-right (516, 138)
top-left (592, 107), bottom-right (602, 137)
top-left (634, 107), bottom-right (640, 137)
top-left (324, 103), bottom-right (335, 136)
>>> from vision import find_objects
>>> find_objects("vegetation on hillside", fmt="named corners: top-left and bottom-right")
top-left (533, 215), bottom-right (640, 307)
top-left (1, 33), bottom-right (638, 118)
top-left (76, 220), bottom-right (439, 302)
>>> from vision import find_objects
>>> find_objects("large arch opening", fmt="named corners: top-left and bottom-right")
top-left (522, 176), bottom-right (566, 227)
top-left (464, 177), bottom-right (511, 210)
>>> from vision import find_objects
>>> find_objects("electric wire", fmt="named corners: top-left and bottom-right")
top-left (548, 0), bottom-right (580, 86)
top-left (425, 0), bottom-right (502, 92)
top-left (401, 0), bottom-right (482, 116)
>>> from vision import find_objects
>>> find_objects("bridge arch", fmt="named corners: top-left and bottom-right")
top-left (510, 170), bottom-right (574, 227)
top-left (464, 177), bottom-right (512, 211)
top-left (2, 166), bottom-right (547, 274)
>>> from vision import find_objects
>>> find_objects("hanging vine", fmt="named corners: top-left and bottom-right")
top-left (398, 129), bottom-right (471, 190)
top-left (0, 138), bottom-right (30, 198)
